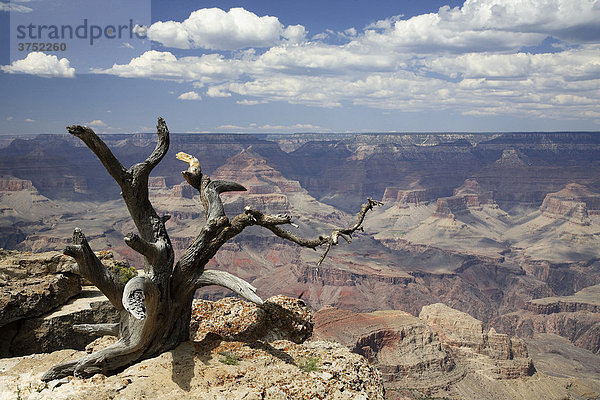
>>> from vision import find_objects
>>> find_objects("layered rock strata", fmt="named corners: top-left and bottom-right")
top-left (433, 179), bottom-right (497, 219)
top-left (0, 287), bottom-right (120, 357)
top-left (539, 183), bottom-right (600, 225)
top-left (313, 306), bottom-right (458, 393)
top-left (0, 249), bottom-right (81, 327)
top-left (496, 284), bottom-right (600, 354)
top-left (420, 303), bottom-right (534, 379)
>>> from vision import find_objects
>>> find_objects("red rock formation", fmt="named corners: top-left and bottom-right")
top-left (381, 187), bottom-right (444, 205)
top-left (453, 179), bottom-right (495, 207)
top-left (168, 182), bottom-right (195, 199)
top-left (539, 183), bottom-right (600, 224)
top-left (432, 179), bottom-right (498, 219)
top-left (0, 177), bottom-right (34, 191)
top-left (148, 176), bottom-right (168, 189)
top-left (433, 196), bottom-right (469, 219)
top-left (313, 306), bottom-right (459, 394)
top-left (495, 284), bottom-right (600, 354)
top-left (420, 303), bottom-right (534, 379)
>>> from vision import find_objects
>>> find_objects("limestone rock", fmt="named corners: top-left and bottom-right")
top-left (420, 303), bottom-right (534, 379)
top-left (0, 338), bottom-right (383, 400)
top-left (539, 183), bottom-right (600, 225)
top-left (0, 249), bottom-right (81, 327)
top-left (313, 306), bottom-right (460, 394)
top-left (191, 295), bottom-right (313, 344)
top-left (0, 176), bottom-right (34, 191)
top-left (496, 284), bottom-right (600, 354)
top-left (0, 287), bottom-right (120, 357)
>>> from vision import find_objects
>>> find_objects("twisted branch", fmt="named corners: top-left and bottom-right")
top-left (243, 198), bottom-right (382, 265)
top-left (64, 228), bottom-right (124, 310)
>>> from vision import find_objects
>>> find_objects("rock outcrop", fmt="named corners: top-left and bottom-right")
top-left (433, 196), bottom-right (470, 219)
top-left (0, 249), bottom-right (81, 327)
top-left (313, 306), bottom-right (460, 395)
top-left (539, 183), bottom-right (600, 225)
top-left (311, 303), bottom-right (597, 399)
top-left (493, 148), bottom-right (530, 167)
top-left (420, 303), bottom-right (534, 379)
top-left (0, 176), bottom-right (34, 191)
top-left (0, 249), bottom-right (137, 357)
top-left (433, 179), bottom-right (497, 219)
top-left (190, 295), bottom-right (313, 344)
top-left (0, 287), bottom-right (120, 357)
top-left (0, 295), bottom-right (384, 400)
top-left (496, 284), bottom-right (600, 354)
top-left (382, 187), bottom-right (444, 206)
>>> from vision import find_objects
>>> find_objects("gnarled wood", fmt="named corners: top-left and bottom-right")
top-left (42, 121), bottom-right (378, 382)
top-left (73, 323), bottom-right (120, 337)
top-left (64, 228), bottom-right (124, 310)
top-left (197, 269), bottom-right (263, 305)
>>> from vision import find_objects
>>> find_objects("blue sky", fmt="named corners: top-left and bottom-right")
top-left (1, 0), bottom-right (599, 134)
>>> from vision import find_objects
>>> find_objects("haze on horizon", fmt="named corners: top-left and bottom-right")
top-left (1, 0), bottom-right (599, 135)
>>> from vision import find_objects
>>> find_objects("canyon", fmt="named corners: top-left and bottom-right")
top-left (1, 130), bottom-right (599, 398)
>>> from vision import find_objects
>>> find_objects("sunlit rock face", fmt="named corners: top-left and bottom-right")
top-left (539, 183), bottom-right (600, 225)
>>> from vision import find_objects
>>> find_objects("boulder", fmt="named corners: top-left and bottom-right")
top-left (0, 249), bottom-right (81, 327)
top-left (0, 287), bottom-right (120, 357)
top-left (190, 295), bottom-right (313, 344)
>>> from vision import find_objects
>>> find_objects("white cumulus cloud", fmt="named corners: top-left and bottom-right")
top-left (93, 0), bottom-right (600, 124)
top-left (146, 7), bottom-right (306, 50)
top-left (361, 0), bottom-right (600, 53)
top-left (86, 120), bottom-right (106, 126)
top-left (206, 87), bottom-right (231, 97)
top-left (0, 2), bottom-right (32, 12)
top-left (178, 91), bottom-right (201, 100)
top-left (97, 51), bottom-right (242, 85)
top-left (1, 52), bottom-right (75, 77)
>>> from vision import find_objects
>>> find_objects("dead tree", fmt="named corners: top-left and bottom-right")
top-left (41, 118), bottom-right (380, 381)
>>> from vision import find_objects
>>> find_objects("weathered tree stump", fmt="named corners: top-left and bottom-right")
top-left (42, 118), bottom-right (380, 381)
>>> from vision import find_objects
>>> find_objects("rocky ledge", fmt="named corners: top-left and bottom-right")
top-left (0, 249), bottom-right (129, 357)
top-left (0, 249), bottom-right (81, 328)
top-left (525, 283), bottom-right (600, 315)
top-left (0, 295), bottom-right (384, 400)
top-left (420, 303), bottom-right (534, 379)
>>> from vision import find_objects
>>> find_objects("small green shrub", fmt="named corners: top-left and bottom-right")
top-left (218, 351), bottom-right (240, 365)
top-left (298, 356), bottom-right (320, 372)
top-left (108, 260), bottom-right (138, 284)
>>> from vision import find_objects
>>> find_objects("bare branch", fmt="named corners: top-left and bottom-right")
top-left (173, 153), bottom-right (246, 286)
top-left (129, 117), bottom-right (170, 179)
top-left (66, 125), bottom-right (128, 185)
top-left (73, 323), bottom-right (120, 337)
top-left (205, 179), bottom-right (247, 221)
top-left (176, 152), bottom-right (246, 221)
top-left (68, 120), bottom-right (175, 281)
top-left (64, 228), bottom-right (125, 310)
top-left (196, 269), bottom-right (263, 305)
top-left (124, 232), bottom-right (160, 261)
top-left (244, 198), bottom-right (383, 265)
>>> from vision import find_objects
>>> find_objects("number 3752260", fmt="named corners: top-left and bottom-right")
top-left (18, 42), bottom-right (67, 51)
